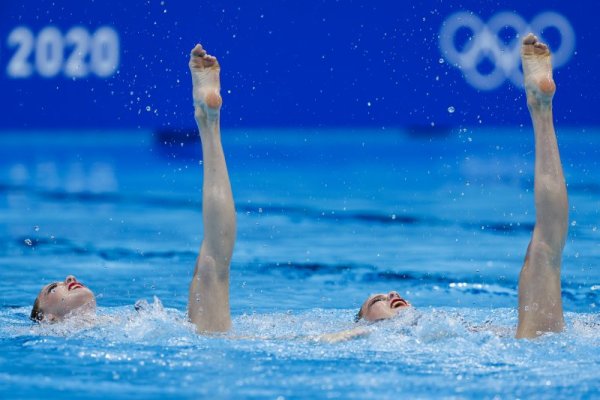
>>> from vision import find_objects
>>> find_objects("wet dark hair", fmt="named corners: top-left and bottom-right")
top-left (30, 297), bottom-right (44, 322)
top-left (354, 307), bottom-right (363, 323)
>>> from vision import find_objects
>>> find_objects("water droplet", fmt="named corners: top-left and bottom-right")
top-left (438, 58), bottom-right (445, 64)
top-left (571, 220), bottom-right (577, 226)
top-left (34, 225), bottom-right (40, 232)
top-left (447, 106), bottom-right (455, 114)
top-left (145, 106), bottom-right (151, 112)
top-left (24, 238), bottom-right (33, 246)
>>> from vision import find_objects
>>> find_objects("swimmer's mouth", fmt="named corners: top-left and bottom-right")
top-left (390, 298), bottom-right (409, 309)
top-left (68, 282), bottom-right (85, 291)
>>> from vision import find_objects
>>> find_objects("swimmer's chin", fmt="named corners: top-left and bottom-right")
top-left (366, 306), bottom-right (413, 324)
top-left (42, 302), bottom-right (97, 324)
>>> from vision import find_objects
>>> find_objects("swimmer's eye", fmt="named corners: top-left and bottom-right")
top-left (368, 296), bottom-right (385, 308)
top-left (46, 283), bottom-right (58, 294)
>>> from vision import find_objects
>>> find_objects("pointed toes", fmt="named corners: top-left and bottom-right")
top-left (521, 33), bottom-right (550, 56)
top-left (191, 44), bottom-right (207, 58)
top-left (533, 42), bottom-right (550, 56)
top-left (521, 34), bottom-right (537, 56)
top-left (190, 44), bottom-right (218, 66)
top-left (202, 55), bottom-right (219, 68)
top-left (522, 33), bottom-right (537, 45)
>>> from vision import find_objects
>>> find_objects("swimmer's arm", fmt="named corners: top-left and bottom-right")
top-left (224, 327), bottom-right (371, 343)
top-left (312, 326), bottom-right (371, 343)
top-left (467, 323), bottom-right (512, 337)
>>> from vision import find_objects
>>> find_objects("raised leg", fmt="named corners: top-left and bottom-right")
top-left (187, 44), bottom-right (236, 332)
top-left (516, 34), bottom-right (568, 339)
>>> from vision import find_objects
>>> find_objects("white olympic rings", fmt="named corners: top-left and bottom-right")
top-left (439, 11), bottom-right (576, 90)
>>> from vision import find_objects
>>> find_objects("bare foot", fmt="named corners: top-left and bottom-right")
top-left (189, 44), bottom-right (222, 120)
top-left (521, 33), bottom-right (555, 108)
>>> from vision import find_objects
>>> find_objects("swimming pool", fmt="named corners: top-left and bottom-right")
top-left (1, 129), bottom-right (599, 398)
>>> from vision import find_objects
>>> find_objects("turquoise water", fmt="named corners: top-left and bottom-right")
top-left (1, 129), bottom-right (599, 398)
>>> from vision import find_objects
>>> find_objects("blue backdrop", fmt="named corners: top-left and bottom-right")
top-left (1, 0), bottom-right (598, 130)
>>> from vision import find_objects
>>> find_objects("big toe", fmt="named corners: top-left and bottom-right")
top-left (521, 33), bottom-right (539, 56)
top-left (522, 33), bottom-right (537, 45)
top-left (191, 44), bottom-right (206, 57)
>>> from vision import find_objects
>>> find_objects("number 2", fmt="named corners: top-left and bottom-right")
top-left (6, 27), bottom-right (34, 78)
top-left (64, 27), bottom-right (90, 78)
top-left (5, 26), bottom-right (119, 79)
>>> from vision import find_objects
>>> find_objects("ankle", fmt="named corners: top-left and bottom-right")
top-left (527, 100), bottom-right (553, 114)
top-left (195, 105), bottom-right (220, 124)
top-left (196, 116), bottom-right (220, 136)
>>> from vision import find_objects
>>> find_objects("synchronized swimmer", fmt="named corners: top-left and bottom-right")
top-left (30, 33), bottom-right (568, 340)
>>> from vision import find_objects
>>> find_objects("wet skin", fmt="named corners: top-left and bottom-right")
top-left (358, 291), bottom-right (411, 322)
top-left (33, 275), bottom-right (96, 322)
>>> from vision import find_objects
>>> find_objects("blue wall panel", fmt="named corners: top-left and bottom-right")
top-left (1, 0), bottom-right (598, 130)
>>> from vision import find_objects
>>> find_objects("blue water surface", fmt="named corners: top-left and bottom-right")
top-left (1, 129), bottom-right (599, 399)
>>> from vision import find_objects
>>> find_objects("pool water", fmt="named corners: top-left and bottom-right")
top-left (1, 128), bottom-right (599, 399)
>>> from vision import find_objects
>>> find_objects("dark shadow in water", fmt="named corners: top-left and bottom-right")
top-left (3, 184), bottom-right (534, 236)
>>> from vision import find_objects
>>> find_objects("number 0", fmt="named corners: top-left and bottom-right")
top-left (5, 26), bottom-right (120, 79)
top-left (91, 27), bottom-right (120, 77)
top-left (35, 27), bottom-right (64, 77)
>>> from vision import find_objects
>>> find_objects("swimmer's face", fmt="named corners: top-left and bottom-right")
top-left (357, 291), bottom-right (411, 322)
top-left (31, 275), bottom-right (96, 322)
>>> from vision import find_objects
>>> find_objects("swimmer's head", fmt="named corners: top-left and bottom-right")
top-left (30, 275), bottom-right (96, 323)
top-left (355, 291), bottom-right (411, 322)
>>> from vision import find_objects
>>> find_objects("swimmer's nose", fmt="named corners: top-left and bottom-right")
top-left (65, 275), bottom-right (77, 284)
top-left (388, 291), bottom-right (400, 300)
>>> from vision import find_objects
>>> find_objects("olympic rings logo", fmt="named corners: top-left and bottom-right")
top-left (439, 11), bottom-right (575, 90)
